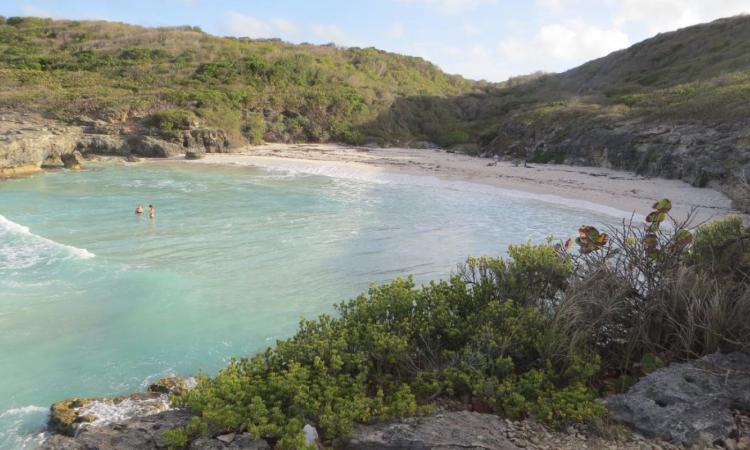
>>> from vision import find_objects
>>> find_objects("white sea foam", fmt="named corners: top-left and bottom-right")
top-left (0, 215), bottom-right (95, 269)
top-left (231, 159), bottom-right (641, 221)
top-left (77, 396), bottom-right (170, 429)
top-left (0, 406), bottom-right (47, 419)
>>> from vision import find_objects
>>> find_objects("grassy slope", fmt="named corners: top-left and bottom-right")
top-left (1, 15), bottom-right (749, 151)
top-left (368, 15), bottom-right (750, 151)
top-left (0, 16), bottom-right (473, 144)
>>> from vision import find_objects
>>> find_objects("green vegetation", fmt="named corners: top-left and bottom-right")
top-left (163, 202), bottom-right (750, 449)
top-left (1, 15), bottom-right (749, 153)
top-left (0, 16), bottom-right (472, 147)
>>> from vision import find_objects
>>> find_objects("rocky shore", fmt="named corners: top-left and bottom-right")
top-left (0, 110), bottom-right (230, 177)
top-left (37, 353), bottom-right (750, 450)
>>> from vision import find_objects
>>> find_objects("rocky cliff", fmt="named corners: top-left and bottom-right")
top-left (0, 111), bottom-right (234, 175)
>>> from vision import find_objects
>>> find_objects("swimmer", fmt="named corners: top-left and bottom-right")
top-left (135, 204), bottom-right (144, 215)
top-left (148, 204), bottom-right (155, 219)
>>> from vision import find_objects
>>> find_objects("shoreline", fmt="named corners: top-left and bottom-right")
top-left (176, 143), bottom-right (738, 224)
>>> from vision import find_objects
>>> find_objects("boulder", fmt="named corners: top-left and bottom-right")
top-left (185, 150), bottom-right (206, 160)
top-left (41, 409), bottom-right (192, 450)
top-left (182, 128), bottom-right (232, 153)
top-left (61, 150), bottom-right (85, 169)
top-left (189, 433), bottom-right (270, 449)
top-left (76, 134), bottom-right (127, 156)
top-left (334, 411), bottom-right (521, 449)
top-left (41, 409), bottom-right (272, 450)
top-left (147, 376), bottom-right (197, 396)
top-left (48, 392), bottom-right (170, 437)
top-left (605, 352), bottom-right (750, 447)
top-left (127, 135), bottom-right (182, 158)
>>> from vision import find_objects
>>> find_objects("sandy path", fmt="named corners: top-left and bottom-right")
top-left (178, 143), bottom-right (738, 224)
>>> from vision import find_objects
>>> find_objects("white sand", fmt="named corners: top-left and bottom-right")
top-left (180, 143), bottom-right (738, 224)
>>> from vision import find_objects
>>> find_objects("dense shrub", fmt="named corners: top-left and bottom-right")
top-left (556, 208), bottom-right (750, 371)
top-left (169, 242), bottom-right (604, 449)
top-left (164, 201), bottom-right (750, 449)
top-left (144, 109), bottom-right (195, 139)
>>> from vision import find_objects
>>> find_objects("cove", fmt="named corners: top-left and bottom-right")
top-left (0, 162), bottom-right (614, 449)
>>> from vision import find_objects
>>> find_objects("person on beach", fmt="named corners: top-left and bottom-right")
top-left (135, 204), bottom-right (144, 215)
top-left (149, 205), bottom-right (155, 218)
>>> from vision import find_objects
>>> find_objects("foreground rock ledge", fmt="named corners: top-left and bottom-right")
top-left (606, 352), bottom-right (750, 447)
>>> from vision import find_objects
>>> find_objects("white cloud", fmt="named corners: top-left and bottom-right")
top-left (21, 5), bottom-right (57, 17)
top-left (225, 12), bottom-right (299, 39)
top-left (613, 0), bottom-right (750, 34)
top-left (311, 24), bottom-right (362, 46)
top-left (397, 0), bottom-right (497, 15)
top-left (386, 22), bottom-right (407, 38)
top-left (496, 20), bottom-right (629, 75)
top-left (463, 22), bottom-right (481, 35)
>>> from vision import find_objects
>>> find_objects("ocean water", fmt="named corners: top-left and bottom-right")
top-left (0, 161), bottom-right (617, 448)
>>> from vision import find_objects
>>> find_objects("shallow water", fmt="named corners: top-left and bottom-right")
top-left (0, 162), bottom-right (615, 448)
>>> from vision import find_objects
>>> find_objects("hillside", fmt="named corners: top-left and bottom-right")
top-left (368, 15), bottom-right (750, 210)
top-left (2, 15), bottom-right (750, 209)
top-left (0, 16), bottom-right (473, 144)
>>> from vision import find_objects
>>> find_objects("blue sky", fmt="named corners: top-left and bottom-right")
top-left (2, 0), bottom-right (749, 81)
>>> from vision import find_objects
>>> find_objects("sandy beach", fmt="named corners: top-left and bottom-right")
top-left (181, 143), bottom-right (738, 224)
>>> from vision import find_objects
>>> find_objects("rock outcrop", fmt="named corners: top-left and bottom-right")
top-left (185, 149), bottom-right (206, 160)
top-left (335, 411), bottom-right (521, 449)
top-left (606, 352), bottom-right (750, 447)
top-left (47, 377), bottom-right (194, 438)
top-left (61, 150), bottom-right (85, 169)
top-left (126, 135), bottom-right (183, 158)
top-left (182, 128), bottom-right (232, 153)
top-left (0, 114), bottom-right (82, 176)
top-left (485, 119), bottom-right (750, 211)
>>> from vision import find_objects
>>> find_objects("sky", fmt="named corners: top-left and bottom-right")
top-left (2, 0), bottom-right (750, 81)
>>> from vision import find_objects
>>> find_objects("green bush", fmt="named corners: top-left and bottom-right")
top-left (144, 109), bottom-right (195, 138)
top-left (242, 114), bottom-right (266, 144)
top-left (170, 243), bottom-right (603, 448)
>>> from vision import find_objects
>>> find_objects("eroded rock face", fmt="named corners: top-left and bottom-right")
top-left (41, 409), bottom-right (192, 450)
top-left (61, 150), bottom-right (85, 169)
top-left (47, 377), bottom-right (196, 438)
top-left (41, 409), bottom-right (272, 450)
top-left (76, 134), bottom-right (128, 156)
top-left (0, 114), bottom-right (82, 175)
top-left (182, 128), bottom-right (232, 153)
top-left (605, 352), bottom-right (750, 447)
top-left (185, 149), bottom-right (206, 160)
top-left (127, 135), bottom-right (183, 158)
top-left (148, 376), bottom-right (197, 396)
top-left (486, 119), bottom-right (750, 210)
top-left (335, 411), bottom-right (521, 450)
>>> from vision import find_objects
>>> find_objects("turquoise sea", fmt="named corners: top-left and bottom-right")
top-left (0, 161), bottom-right (616, 448)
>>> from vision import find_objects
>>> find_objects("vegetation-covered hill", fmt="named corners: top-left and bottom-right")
top-left (2, 15), bottom-right (750, 208)
top-left (0, 16), bottom-right (473, 144)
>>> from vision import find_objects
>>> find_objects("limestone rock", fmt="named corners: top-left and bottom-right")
top-left (182, 128), bottom-right (232, 153)
top-left (61, 150), bottom-right (85, 169)
top-left (0, 113), bottom-right (82, 173)
top-left (605, 352), bottom-right (750, 447)
top-left (48, 392), bottom-right (171, 437)
top-left (335, 411), bottom-right (521, 449)
top-left (49, 398), bottom-right (95, 436)
top-left (185, 149), bottom-right (206, 160)
top-left (127, 135), bottom-right (183, 158)
top-left (189, 433), bottom-right (270, 449)
top-left (148, 376), bottom-right (197, 396)
top-left (76, 134), bottom-right (128, 156)
top-left (40, 409), bottom-right (192, 450)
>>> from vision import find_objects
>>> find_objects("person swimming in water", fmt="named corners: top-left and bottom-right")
top-left (135, 204), bottom-right (144, 215)
top-left (148, 204), bottom-right (155, 218)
